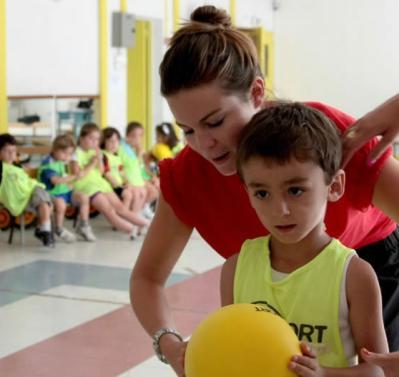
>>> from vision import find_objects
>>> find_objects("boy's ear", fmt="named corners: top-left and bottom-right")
top-left (328, 169), bottom-right (345, 202)
top-left (250, 76), bottom-right (265, 109)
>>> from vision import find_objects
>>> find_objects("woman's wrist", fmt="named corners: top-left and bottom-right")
top-left (152, 328), bottom-right (183, 363)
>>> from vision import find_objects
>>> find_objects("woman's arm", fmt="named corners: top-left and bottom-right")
top-left (342, 94), bottom-right (399, 167)
top-left (130, 193), bottom-right (193, 376)
top-left (372, 156), bottom-right (399, 222)
top-left (361, 349), bottom-right (399, 377)
top-left (95, 148), bottom-right (104, 174)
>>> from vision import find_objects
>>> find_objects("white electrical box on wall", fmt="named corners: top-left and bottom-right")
top-left (112, 12), bottom-right (136, 48)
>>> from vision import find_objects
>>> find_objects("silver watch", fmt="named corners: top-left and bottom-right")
top-left (152, 328), bottom-right (183, 364)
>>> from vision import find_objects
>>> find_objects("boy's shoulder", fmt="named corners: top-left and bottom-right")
top-left (119, 140), bottom-right (137, 159)
top-left (40, 154), bottom-right (53, 165)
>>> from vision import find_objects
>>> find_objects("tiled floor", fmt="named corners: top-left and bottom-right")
top-left (0, 216), bottom-right (224, 376)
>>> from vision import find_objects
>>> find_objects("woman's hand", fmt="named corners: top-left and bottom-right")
top-left (289, 343), bottom-right (325, 377)
top-left (361, 348), bottom-right (399, 377)
top-left (342, 94), bottom-right (399, 167)
top-left (159, 336), bottom-right (188, 377)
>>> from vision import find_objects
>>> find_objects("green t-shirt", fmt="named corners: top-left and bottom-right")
top-left (119, 142), bottom-right (145, 187)
top-left (38, 155), bottom-right (71, 196)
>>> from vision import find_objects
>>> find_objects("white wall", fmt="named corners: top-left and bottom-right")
top-left (107, 0), bottom-right (127, 132)
top-left (274, 0), bottom-right (399, 118)
top-left (236, 0), bottom-right (274, 29)
top-left (7, 0), bottom-right (98, 96)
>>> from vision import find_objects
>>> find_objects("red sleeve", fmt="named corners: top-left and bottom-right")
top-left (307, 102), bottom-right (392, 210)
top-left (159, 147), bottom-right (195, 227)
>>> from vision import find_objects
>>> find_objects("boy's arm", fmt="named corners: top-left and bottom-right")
top-left (346, 256), bottom-right (388, 358)
top-left (220, 253), bottom-right (239, 306)
top-left (70, 159), bottom-right (95, 177)
top-left (290, 256), bottom-right (388, 376)
top-left (103, 171), bottom-right (119, 188)
top-left (50, 175), bottom-right (76, 185)
top-left (102, 155), bottom-right (119, 188)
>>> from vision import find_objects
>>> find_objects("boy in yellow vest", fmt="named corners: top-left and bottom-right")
top-left (0, 134), bottom-right (54, 247)
top-left (221, 103), bottom-right (388, 375)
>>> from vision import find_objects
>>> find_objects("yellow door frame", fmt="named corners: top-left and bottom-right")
top-left (0, 0), bottom-right (8, 133)
top-left (127, 20), bottom-right (153, 149)
top-left (173, 0), bottom-right (180, 32)
top-left (240, 27), bottom-right (274, 96)
top-left (230, 0), bottom-right (236, 26)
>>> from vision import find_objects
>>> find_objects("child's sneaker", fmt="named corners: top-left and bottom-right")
top-left (129, 226), bottom-right (138, 240)
top-left (76, 223), bottom-right (96, 242)
top-left (56, 228), bottom-right (77, 243)
top-left (141, 204), bottom-right (154, 220)
top-left (34, 229), bottom-right (55, 247)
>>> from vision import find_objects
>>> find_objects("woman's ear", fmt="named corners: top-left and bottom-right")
top-left (250, 76), bottom-right (265, 109)
top-left (328, 169), bottom-right (345, 202)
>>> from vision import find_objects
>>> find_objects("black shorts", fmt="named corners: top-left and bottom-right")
top-left (357, 227), bottom-right (399, 351)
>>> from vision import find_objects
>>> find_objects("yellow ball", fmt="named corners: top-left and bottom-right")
top-left (185, 303), bottom-right (300, 377)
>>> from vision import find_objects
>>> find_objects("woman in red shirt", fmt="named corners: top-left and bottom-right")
top-left (130, 5), bottom-right (399, 374)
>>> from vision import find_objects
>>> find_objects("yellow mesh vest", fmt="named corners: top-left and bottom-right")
top-left (234, 236), bottom-right (355, 368)
top-left (73, 148), bottom-right (112, 196)
top-left (0, 163), bottom-right (43, 216)
top-left (102, 150), bottom-right (124, 188)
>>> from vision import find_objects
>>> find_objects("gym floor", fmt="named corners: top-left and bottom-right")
top-left (0, 216), bottom-right (224, 376)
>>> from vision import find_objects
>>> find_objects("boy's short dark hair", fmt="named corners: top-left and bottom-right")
top-left (52, 134), bottom-right (76, 152)
top-left (101, 127), bottom-right (121, 149)
top-left (126, 121), bottom-right (143, 136)
top-left (0, 133), bottom-right (17, 151)
top-left (236, 102), bottom-right (342, 183)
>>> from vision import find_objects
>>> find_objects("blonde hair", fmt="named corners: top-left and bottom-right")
top-left (52, 134), bottom-right (76, 152)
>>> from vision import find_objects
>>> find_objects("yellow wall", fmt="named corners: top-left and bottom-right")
top-left (120, 0), bottom-right (127, 13)
top-left (230, 0), bottom-right (236, 26)
top-left (127, 20), bottom-right (152, 149)
top-left (173, 0), bottom-right (180, 32)
top-left (240, 27), bottom-right (275, 96)
top-left (0, 0), bottom-right (8, 133)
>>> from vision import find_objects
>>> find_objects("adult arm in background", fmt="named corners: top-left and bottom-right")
top-left (342, 94), bottom-right (399, 167)
top-left (373, 156), bottom-right (399, 223)
top-left (130, 193), bottom-right (193, 377)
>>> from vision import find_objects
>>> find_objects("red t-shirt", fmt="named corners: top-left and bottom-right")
top-left (160, 102), bottom-right (396, 259)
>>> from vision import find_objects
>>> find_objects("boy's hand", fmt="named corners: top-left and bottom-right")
top-left (76, 171), bottom-right (85, 179)
top-left (289, 343), bottom-right (325, 377)
top-left (90, 155), bottom-right (98, 165)
top-left (361, 348), bottom-right (399, 377)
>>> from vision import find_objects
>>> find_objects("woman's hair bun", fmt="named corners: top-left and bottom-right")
top-left (190, 5), bottom-right (232, 28)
